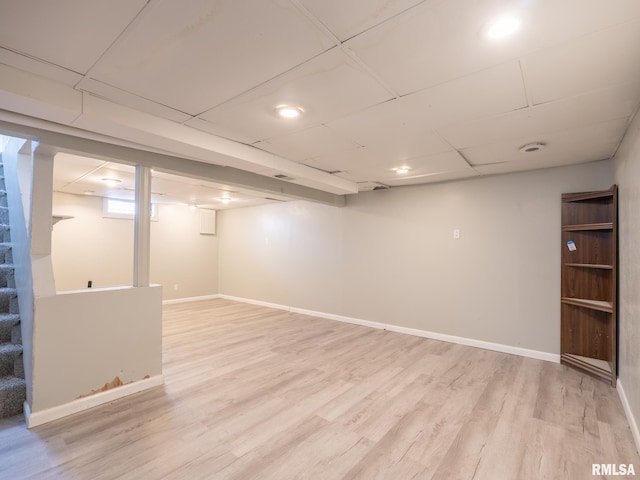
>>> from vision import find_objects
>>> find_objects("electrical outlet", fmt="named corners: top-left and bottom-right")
top-left (453, 229), bottom-right (461, 239)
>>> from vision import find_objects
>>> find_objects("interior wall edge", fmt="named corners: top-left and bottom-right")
top-left (218, 294), bottom-right (561, 364)
top-left (617, 378), bottom-right (640, 456)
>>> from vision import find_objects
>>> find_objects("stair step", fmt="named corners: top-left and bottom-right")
top-left (0, 343), bottom-right (22, 356)
top-left (0, 343), bottom-right (22, 377)
top-left (0, 314), bottom-right (20, 343)
top-left (0, 287), bottom-right (17, 297)
top-left (0, 313), bottom-right (20, 324)
top-left (0, 376), bottom-right (26, 418)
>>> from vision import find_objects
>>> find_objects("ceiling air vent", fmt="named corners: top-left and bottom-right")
top-left (358, 181), bottom-right (391, 191)
top-left (274, 174), bottom-right (295, 181)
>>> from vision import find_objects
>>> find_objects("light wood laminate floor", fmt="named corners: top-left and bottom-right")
top-left (1, 299), bottom-right (638, 479)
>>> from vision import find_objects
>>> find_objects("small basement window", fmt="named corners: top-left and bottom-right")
top-left (103, 198), bottom-right (157, 220)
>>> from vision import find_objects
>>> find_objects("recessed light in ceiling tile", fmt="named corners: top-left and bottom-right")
top-left (486, 15), bottom-right (521, 39)
top-left (393, 166), bottom-right (411, 174)
top-left (519, 142), bottom-right (546, 153)
top-left (101, 177), bottom-right (122, 187)
top-left (275, 104), bottom-right (304, 119)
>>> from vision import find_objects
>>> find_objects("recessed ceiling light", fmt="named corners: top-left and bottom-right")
top-left (219, 197), bottom-right (232, 204)
top-left (275, 104), bottom-right (304, 119)
top-left (393, 166), bottom-right (411, 174)
top-left (83, 190), bottom-right (95, 195)
top-left (519, 142), bottom-right (546, 153)
top-left (486, 16), bottom-right (520, 39)
top-left (101, 178), bottom-right (122, 187)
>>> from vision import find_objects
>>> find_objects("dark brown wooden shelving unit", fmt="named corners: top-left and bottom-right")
top-left (561, 185), bottom-right (617, 386)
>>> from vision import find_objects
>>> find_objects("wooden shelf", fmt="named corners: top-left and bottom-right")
top-left (564, 263), bottom-right (613, 270)
top-left (562, 223), bottom-right (613, 231)
top-left (561, 185), bottom-right (617, 387)
top-left (562, 190), bottom-right (615, 202)
top-left (561, 297), bottom-right (613, 313)
top-left (561, 353), bottom-right (612, 384)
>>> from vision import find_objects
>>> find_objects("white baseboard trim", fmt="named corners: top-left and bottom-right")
top-left (24, 374), bottom-right (165, 428)
top-left (617, 378), bottom-right (640, 455)
top-left (163, 294), bottom-right (220, 305)
top-left (218, 294), bottom-right (560, 364)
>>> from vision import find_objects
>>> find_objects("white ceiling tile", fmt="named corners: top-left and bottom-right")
top-left (297, 0), bottom-right (425, 41)
top-left (254, 125), bottom-right (360, 162)
top-left (0, 48), bottom-right (83, 86)
top-left (327, 60), bottom-right (527, 146)
top-left (347, 0), bottom-right (640, 95)
top-left (184, 118), bottom-right (257, 145)
top-left (196, 47), bottom-right (393, 143)
top-left (461, 118), bottom-right (628, 167)
top-left (0, 0), bottom-right (147, 74)
top-left (53, 153), bottom-right (109, 189)
top-left (89, 0), bottom-right (336, 115)
top-left (438, 83), bottom-right (640, 149)
top-left (384, 166), bottom-right (479, 187)
top-left (78, 78), bottom-right (193, 123)
top-left (309, 130), bottom-right (452, 173)
top-left (522, 19), bottom-right (640, 105)
top-left (309, 149), bottom-right (469, 183)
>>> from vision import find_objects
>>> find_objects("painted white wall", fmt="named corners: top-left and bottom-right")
top-left (218, 160), bottom-right (613, 356)
top-left (51, 192), bottom-right (134, 290)
top-left (614, 111), bottom-right (640, 450)
top-left (3, 142), bottom-right (165, 424)
top-left (51, 192), bottom-right (219, 300)
top-left (150, 204), bottom-right (218, 300)
top-left (32, 285), bottom-right (162, 411)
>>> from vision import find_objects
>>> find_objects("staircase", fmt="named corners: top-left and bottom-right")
top-left (0, 162), bottom-right (26, 418)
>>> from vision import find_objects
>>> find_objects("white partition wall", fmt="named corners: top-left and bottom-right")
top-left (3, 139), bottom-right (164, 427)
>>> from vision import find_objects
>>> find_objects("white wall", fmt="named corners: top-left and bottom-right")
top-left (150, 204), bottom-right (218, 300)
top-left (219, 160), bottom-right (613, 356)
top-left (51, 192), bottom-right (219, 300)
top-left (32, 285), bottom-right (162, 412)
top-left (614, 111), bottom-right (640, 450)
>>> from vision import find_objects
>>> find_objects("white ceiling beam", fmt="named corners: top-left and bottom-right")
top-left (0, 62), bottom-right (358, 195)
top-left (0, 118), bottom-right (346, 207)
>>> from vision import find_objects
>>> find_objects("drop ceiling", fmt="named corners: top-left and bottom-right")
top-left (1, 0), bottom-right (639, 199)
top-left (53, 152), bottom-right (289, 210)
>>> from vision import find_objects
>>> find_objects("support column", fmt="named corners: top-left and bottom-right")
top-left (134, 165), bottom-right (151, 287)
top-left (30, 143), bottom-right (54, 257)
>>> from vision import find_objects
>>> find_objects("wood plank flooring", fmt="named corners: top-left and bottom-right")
top-left (0, 298), bottom-right (638, 479)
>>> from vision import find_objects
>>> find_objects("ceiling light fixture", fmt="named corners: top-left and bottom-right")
top-left (519, 142), bottom-right (546, 153)
top-left (83, 190), bottom-right (95, 195)
top-left (393, 166), bottom-right (411, 174)
top-left (101, 178), bottom-right (122, 187)
top-left (219, 197), bottom-right (232, 204)
top-left (486, 15), bottom-right (521, 39)
top-left (275, 104), bottom-right (304, 119)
